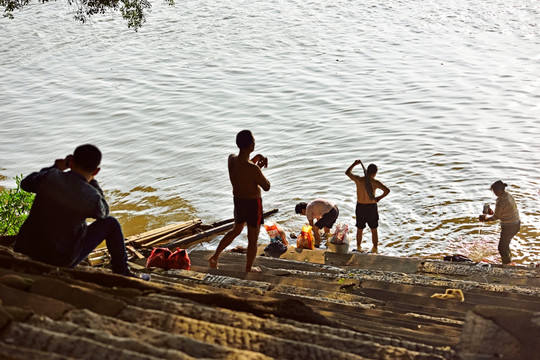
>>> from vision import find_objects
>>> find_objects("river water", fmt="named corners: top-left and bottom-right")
top-left (1, 0), bottom-right (539, 263)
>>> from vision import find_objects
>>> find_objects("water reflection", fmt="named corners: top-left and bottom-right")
top-left (106, 187), bottom-right (197, 237)
top-left (0, 0), bottom-right (539, 264)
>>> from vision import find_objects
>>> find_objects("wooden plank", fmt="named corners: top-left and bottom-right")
top-left (126, 245), bottom-right (145, 259)
top-left (163, 208), bottom-right (279, 250)
top-left (125, 222), bottom-right (183, 243)
top-left (87, 209), bottom-right (278, 265)
top-left (142, 221), bottom-right (202, 247)
top-left (163, 222), bottom-right (234, 250)
top-left (88, 219), bottom-right (202, 261)
top-left (89, 248), bottom-right (107, 258)
top-left (126, 219), bottom-right (202, 245)
top-left (141, 224), bottom-right (197, 247)
top-left (130, 219), bottom-right (201, 245)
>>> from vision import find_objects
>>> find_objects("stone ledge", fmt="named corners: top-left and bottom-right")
top-left (458, 305), bottom-right (540, 360)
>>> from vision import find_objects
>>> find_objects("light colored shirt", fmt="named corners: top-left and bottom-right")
top-left (306, 199), bottom-right (336, 221)
top-left (493, 191), bottom-right (520, 225)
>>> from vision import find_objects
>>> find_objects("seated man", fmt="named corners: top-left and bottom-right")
top-left (14, 144), bottom-right (135, 277)
top-left (295, 199), bottom-right (339, 247)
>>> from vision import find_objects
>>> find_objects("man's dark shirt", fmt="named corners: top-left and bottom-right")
top-left (14, 165), bottom-right (109, 266)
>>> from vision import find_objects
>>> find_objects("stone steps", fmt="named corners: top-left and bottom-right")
top-left (0, 341), bottom-right (76, 360)
top-left (178, 264), bottom-right (462, 349)
top-left (182, 248), bottom-right (540, 359)
top-left (187, 250), bottom-right (540, 316)
top-left (0, 250), bottom-right (448, 360)
top-left (131, 294), bottom-right (451, 360)
top-left (1, 245), bottom-right (539, 359)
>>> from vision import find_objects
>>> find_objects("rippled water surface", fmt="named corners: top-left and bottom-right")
top-left (1, 0), bottom-right (539, 263)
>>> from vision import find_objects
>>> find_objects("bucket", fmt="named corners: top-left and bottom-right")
top-left (327, 242), bottom-right (349, 254)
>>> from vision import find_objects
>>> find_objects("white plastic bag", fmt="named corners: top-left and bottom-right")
top-left (263, 219), bottom-right (288, 245)
top-left (330, 223), bottom-right (349, 244)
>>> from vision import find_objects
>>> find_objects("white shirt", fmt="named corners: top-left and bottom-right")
top-left (306, 199), bottom-right (336, 221)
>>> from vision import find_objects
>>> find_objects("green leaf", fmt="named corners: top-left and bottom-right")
top-left (0, 174), bottom-right (35, 236)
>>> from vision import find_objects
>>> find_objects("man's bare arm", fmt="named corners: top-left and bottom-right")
top-left (375, 182), bottom-right (390, 202)
top-left (255, 166), bottom-right (271, 192)
top-left (251, 154), bottom-right (268, 168)
top-left (345, 160), bottom-right (362, 181)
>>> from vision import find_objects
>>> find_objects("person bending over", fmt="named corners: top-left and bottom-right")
top-left (295, 199), bottom-right (339, 247)
top-left (208, 130), bottom-right (270, 272)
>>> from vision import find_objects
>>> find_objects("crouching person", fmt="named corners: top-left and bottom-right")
top-left (14, 144), bottom-right (135, 277)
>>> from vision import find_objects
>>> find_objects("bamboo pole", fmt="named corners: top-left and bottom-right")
top-left (163, 208), bottom-right (278, 250)
top-left (87, 209), bottom-right (278, 266)
top-left (126, 245), bottom-right (145, 259)
top-left (88, 219), bottom-right (202, 264)
top-left (140, 222), bottom-right (201, 248)
top-left (126, 219), bottom-right (202, 246)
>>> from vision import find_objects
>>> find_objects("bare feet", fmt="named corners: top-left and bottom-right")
top-left (370, 247), bottom-right (378, 254)
top-left (248, 266), bottom-right (261, 273)
top-left (208, 256), bottom-right (218, 269)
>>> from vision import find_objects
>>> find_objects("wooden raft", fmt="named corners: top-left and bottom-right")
top-left (88, 208), bottom-right (278, 267)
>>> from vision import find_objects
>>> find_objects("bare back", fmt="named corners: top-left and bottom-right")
top-left (351, 175), bottom-right (385, 204)
top-left (228, 154), bottom-right (270, 199)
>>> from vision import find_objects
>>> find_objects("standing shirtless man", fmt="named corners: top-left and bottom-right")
top-left (345, 159), bottom-right (390, 253)
top-left (209, 130), bottom-right (270, 272)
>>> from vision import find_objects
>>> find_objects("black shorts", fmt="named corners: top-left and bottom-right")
top-left (314, 206), bottom-right (339, 229)
top-left (233, 197), bottom-right (263, 228)
top-left (355, 203), bottom-right (379, 229)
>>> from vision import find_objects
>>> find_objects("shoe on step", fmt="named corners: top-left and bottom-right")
top-left (123, 269), bottom-right (151, 281)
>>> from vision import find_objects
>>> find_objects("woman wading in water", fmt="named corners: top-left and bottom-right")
top-left (479, 180), bottom-right (520, 264)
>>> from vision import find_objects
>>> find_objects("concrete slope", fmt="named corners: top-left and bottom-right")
top-left (0, 245), bottom-right (539, 360)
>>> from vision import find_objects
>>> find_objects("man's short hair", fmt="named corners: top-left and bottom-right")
top-left (367, 164), bottom-right (378, 176)
top-left (295, 202), bottom-right (308, 214)
top-left (73, 144), bottom-right (102, 172)
top-left (236, 130), bottom-right (254, 149)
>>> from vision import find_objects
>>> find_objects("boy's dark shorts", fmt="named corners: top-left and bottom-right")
top-left (234, 197), bottom-right (263, 228)
top-left (355, 203), bottom-right (379, 229)
top-left (314, 205), bottom-right (339, 229)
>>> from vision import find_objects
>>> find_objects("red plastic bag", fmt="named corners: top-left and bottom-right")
top-left (146, 247), bottom-right (172, 269)
top-left (169, 248), bottom-right (191, 270)
top-left (146, 247), bottom-right (191, 270)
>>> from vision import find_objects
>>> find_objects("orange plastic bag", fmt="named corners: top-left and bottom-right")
top-left (296, 225), bottom-right (314, 249)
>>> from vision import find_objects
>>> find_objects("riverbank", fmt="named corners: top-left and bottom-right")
top-left (0, 240), bottom-right (539, 359)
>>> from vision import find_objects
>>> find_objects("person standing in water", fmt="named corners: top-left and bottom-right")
top-left (209, 130), bottom-right (270, 272)
top-left (479, 180), bottom-right (520, 264)
top-left (345, 159), bottom-right (390, 253)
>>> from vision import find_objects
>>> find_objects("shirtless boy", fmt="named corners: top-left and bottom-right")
top-left (345, 159), bottom-right (390, 253)
top-left (208, 130), bottom-right (270, 272)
